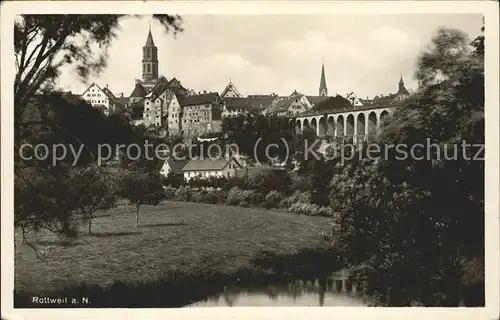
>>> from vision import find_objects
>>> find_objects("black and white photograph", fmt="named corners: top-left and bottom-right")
top-left (1, 1), bottom-right (499, 319)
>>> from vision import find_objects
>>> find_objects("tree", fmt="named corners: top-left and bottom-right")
top-left (70, 165), bottom-right (118, 235)
top-left (329, 26), bottom-right (484, 306)
top-left (221, 113), bottom-right (296, 165)
top-left (119, 172), bottom-right (165, 227)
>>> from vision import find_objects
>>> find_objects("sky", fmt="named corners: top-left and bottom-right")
top-left (57, 14), bottom-right (483, 99)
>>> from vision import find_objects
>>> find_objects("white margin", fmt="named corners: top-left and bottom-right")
top-left (1, 1), bottom-right (499, 320)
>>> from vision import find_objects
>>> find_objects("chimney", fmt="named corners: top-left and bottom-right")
top-left (203, 90), bottom-right (207, 94)
top-left (120, 93), bottom-right (124, 98)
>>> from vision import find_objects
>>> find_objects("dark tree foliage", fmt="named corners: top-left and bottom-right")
top-left (328, 27), bottom-right (485, 306)
top-left (221, 113), bottom-right (295, 165)
top-left (311, 95), bottom-right (353, 112)
top-left (118, 172), bottom-right (165, 227)
top-left (162, 172), bottom-right (185, 188)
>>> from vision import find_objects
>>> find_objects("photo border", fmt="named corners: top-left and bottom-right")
top-left (1, 1), bottom-right (499, 319)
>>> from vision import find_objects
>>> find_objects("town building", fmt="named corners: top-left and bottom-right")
top-left (265, 90), bottom-right (313, 116)
top-left (160, 159), bottom-right (189, 178)
top-left (222, 95), bottom-right (277, 117)
top-left (220, 80), bottom-right (243, 98)
top-left (80, 83), bottom-right (122, 115)
top-left (142, 76), bottom-right (188, 131)
top-left (395, 76), bottom-right (410, 100)
top-left (181, 157), bottom-right (243, 181)
top-left (180, 92), bottom-right (223, 138)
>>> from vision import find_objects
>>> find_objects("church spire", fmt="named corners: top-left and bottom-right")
top-left (145, 27), bottom-right (155, 47)
top-left (396, 74), bottom-right (410, 99)
top-left (142, 25), bottom-right (159, 90)
top-left (319, 63), bottom-right (328, 96)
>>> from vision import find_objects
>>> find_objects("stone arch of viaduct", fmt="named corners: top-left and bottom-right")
top-left (294, 107), bottom-right (396, 143)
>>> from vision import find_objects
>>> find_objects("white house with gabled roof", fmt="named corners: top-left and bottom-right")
top-left (80, 82), bottom-right (117, 115)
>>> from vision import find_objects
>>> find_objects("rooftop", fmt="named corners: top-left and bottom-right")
top-left (182, 92), bottom-right (220, 107)
top-left (182, 157), bottom-right (241, 172)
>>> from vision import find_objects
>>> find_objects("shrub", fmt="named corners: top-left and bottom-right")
top-left (222, 176), bottom-right (246, 191)
top-left (288, 202), bottom-right (333, 217)
top-left (247, 191), bottom-right (266, 206)
top-left (282, 190), bottom-right (312, 209)
top-left (317, 206), bottom-right (335, 217)
top-left (225, 187), bottom-right (246, 206)
top-left (264, 190), bottom-right (283, 209)
top-left (202, 190), bottom-right (220, 204)
top-left (175, 186), bottom-right (192, 202)
top-left (289, 174), bottom-right (312, 192)
top-left (216, 189), bottom-right (229, 204)
top-left (192, 190), bottom-right (206, 203)
top-left (278, 198), bottom-right (289, 209)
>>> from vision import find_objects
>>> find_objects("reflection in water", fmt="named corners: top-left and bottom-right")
top-left (188, 276), bottom-right (369, 307)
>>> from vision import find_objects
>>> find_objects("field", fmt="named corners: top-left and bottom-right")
top-left (15, 201), bottom-right (334, 306)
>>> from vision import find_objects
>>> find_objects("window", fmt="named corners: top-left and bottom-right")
top-left (147, 64), bottom-right (151, 73)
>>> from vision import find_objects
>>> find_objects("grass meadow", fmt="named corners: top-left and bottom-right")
top-left (14, 201), bottom-right (338, 307)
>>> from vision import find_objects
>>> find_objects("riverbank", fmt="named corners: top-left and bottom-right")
top-left (15, 201), bottom-right (340, 307)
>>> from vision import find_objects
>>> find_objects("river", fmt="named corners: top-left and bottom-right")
top-left (187, 277), bottom-right (370, 307)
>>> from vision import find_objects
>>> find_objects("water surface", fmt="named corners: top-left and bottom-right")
top-left (188, 277), bottom-right (370, 307)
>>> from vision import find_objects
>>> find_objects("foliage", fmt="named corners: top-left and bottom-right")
top-left (221, 113), bottom-right (295, 166)
top-left (289, 202), bottom-right (334, 217)
top-left (174, 186), bottom-right (192, 202)
top-left (243, 171), bottom-right (293, 195)
top-left (311, 95), bottom-right (352, 112)
top-left (264, 190), bottom-right (284, 209)
top-left (70, 165), bottom-right (118, 235)
top-left (163, 186), bottom-right (178, 200)
top-left (225, 187), bottom-right (255, 206)
top-left (162, 172), bottom-right (185, 188)
top-left (186, 175), bottom-right (228, 189)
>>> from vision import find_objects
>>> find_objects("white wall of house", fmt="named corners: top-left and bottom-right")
top-left (183, 170), bottom-right (224, 181)
top-left (222, 107), bottom-right (246, 118)
top-left (81, 83), bottom-right (111, 113)
top-left (144, 90), bottom-right (171, 127)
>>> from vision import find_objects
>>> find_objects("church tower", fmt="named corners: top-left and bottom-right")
top-left (142, 25), bottom-right (159, 91)
top-left (396, 75), bottom-right (410, 100)
top-left (319, 64), bottom-right (328, 96)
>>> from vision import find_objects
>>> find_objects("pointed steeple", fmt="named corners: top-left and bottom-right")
top-left (396, 74), bottom-right (410, 99)
top-left (142, 25), bottom-right (159, 89)
top-left (319, 64), bottom-right (328, 97)
top-left (145, 26), bottom-right (155, 47)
